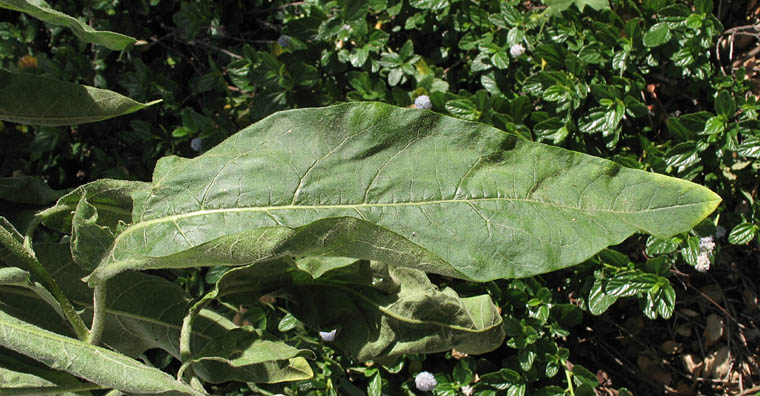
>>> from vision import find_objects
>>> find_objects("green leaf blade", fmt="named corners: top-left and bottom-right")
top-left (0, 309), bottom-right (206, 396)
top-left (95, 102), bottom-right (719, 282)
top-left (0, 71), bottom-right (160, 126)
top-left (0, 0), bottom-right (135, 50)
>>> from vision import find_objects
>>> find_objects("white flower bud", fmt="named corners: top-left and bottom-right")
top-left (415, 371), bottom-right (437, 392)
top-left (191, 137), bottom-right (203, 152)
top-left (510, 44), bottom-right (525, 57)
top-left (319, 329), bottom-right (337, 342)
top-left (414, 95), bottom-right (432, 110)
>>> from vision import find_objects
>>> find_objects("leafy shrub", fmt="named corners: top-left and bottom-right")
top-left (1, 0), bottom-right (756, 394)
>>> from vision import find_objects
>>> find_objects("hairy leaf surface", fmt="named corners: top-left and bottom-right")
top-left (0, 309), bottom-right (207, 396)
top-left (94, 102), bottom-right (720, 282)
top-left (0, 0), bottom-right (135, 50)
top-left (187, 329), bottom-right (315, 383)
top-left (41, 179), bottom-right (148, 233)
top-left (0, 71), bottom-right (160, 126)
top-left (0, 267), bottom-right (62, 318)
top-left (207, 260), bottom-right (505, 360)
top-left (0, 348), bottom-right (95, 396)
top-left (34, 242), bottom-right (236, 370)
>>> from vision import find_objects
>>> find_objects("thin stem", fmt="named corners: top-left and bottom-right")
top-left (564, 366), bottom-right (575, 396)
top-left (178, 295), bottom-right (212, 382)
top-left (179, 313), bottom-right (195, 364)
top-left (0, 226), bottom-right (89, 341)
top-left (0, 383), bottom-right (107, 396)
top-left (86, 283), bottom-right (107, 345)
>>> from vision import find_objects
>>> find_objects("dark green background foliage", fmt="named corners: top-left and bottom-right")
top-left (0, 0), bottom-right (756, 394)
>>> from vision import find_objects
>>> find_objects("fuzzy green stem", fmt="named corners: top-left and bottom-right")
top-left (0, 225), bottom-right (89, 341)
top-left (178, 295), bottom-right (212, 382)
top-left (86, 283), bottom-right (107, 345)
top-left (0, 383), bottom-right (107, 396)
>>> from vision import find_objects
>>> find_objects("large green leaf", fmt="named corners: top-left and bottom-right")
top-left (0, 71), bottom-right (160, 126)
top-left (0, 0), bottom-right (135, 50)
top-left (207, 259), bottom-right (505, 361)
top-left (0, 267), bottom-right (62, 318)
top-left (40, 179), bottom-right (148, 234)
top-left (33, 242), bottom-right (236, 367)
top-left (0, 309), bottom-right (206, 396)
top-left (0, 176), bottom-right (65, 206)
top-left (91, 102), bottom-right (719, 282)
top-left (0, 349), bottom-right (94, 396)
top-left (187, 328), bottom-right (315, 384)
top-left (0, 176), bottom-right (67, 231)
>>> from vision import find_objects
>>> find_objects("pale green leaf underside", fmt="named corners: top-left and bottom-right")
top-left (0, 0), bottom-right (135, 50)
top-left (34, 243), bottom-right (236, 370)
top-left (0, 267), bottom-right (63, 318)
top-left (189, 329), bottom-right (315, 384)
top-left (0, 348), bottom-right (98, 395)
top-left (0, 310), bottom-right (206, 396)
top-left (0, 365), bottom-right (83, 396)
top-left (100, 102), bottom-right (719, 282)
top-left (0, 71), bottom-right (160, 126)
top-left (211, 260), bottom-right (505, 361)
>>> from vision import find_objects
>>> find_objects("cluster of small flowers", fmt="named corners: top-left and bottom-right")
top-left (277, 35), bottom-right (291, 48)
top-left (509, 43), bottom-right (525, 57)
top-left (414, 95), bottom-right (432, 110)
top-left (695, 235), bottom-right (716, 272)
top-left (415, 371), bottom-right (437, 392)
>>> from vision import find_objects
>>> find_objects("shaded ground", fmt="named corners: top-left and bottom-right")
top-left (579, 255), bottom-right (759, 395)
top-left (569, 4), bottom-right (760, 393)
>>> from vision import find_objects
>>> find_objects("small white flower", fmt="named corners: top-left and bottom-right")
top-left (715, 226), bottom-right (727, 239)
top-left (277, 35), bottom-right (291, 48)
top-left (191, 137), bottom-right (203, 152)
top-left (699, 236), bottom-right (716, 253)
top-left (415, 371), bottom-right (437, 392)
top-left (510, 43), bottom-right (525, 57)
top-left (342, 24), bottom-right (352, 31)
top-left (695, 252), bottom-right (711, 272)
top-left (461, 385), bottom-right (474, 396)
top-left (319, 329), bottom-right (337, 342)
top-left (414, 95), bottom-right (432, 110)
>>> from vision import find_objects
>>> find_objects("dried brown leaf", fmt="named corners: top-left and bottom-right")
top-left (681, 353), bottom-right (703, 376)
top-left (676, 323), bottom-right (692, 337)
top-left (704, 314), bottom-right (725, 346)
top-left (703, 345), bottom-right (731, 379)
top-left (661, 340), bottom-right (683, 355)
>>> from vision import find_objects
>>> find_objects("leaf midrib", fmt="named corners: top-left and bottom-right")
top-left (128, 196), bottom-right (712, 235)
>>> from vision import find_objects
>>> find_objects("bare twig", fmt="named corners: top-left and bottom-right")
top-left (186, 40), bottom-right (242, 59)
